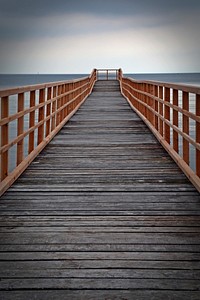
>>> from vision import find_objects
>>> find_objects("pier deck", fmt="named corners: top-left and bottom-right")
top-left (0, 80), bottom-right (200, 299)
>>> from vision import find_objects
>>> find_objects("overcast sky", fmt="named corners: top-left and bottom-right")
top-left (0, 0), bottom-right (200, 74)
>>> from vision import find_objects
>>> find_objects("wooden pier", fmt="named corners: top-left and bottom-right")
top-left (0, 71), bottom-right (200, 299)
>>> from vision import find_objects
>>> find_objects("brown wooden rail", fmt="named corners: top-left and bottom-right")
top-left (0, 69), bottom-right (97, 196)
top-left (118, 69), bottom-right (200, 193)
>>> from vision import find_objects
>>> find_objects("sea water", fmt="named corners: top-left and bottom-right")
top-left (0, 74), bottom-right (88, 89)
top-left (1, 73), bottom-right (200, 89)
top-left (126, 73), bottom-right (200, 86)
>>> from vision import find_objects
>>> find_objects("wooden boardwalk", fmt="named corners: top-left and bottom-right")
top-left (0, 80), bottom-right (200, 299)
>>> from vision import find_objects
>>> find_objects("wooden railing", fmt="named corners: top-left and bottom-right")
top-left (119, 69), bottom-right (200, 193)
top-left (1, 67), bottom-right (199, 195)
top-left (0, 69), bottom-right (97, 196)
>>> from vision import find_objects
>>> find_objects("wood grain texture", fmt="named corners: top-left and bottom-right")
top-left (0, 80), bottom-right (200, 299)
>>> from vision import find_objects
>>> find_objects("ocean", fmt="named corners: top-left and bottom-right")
top-left (0, 74), bottom-right (88, 90)
top-left (126, 73), bottom-right (200, 86)
top-left (0, 73), bottom-right (199, 173)
top-left (0, 73), bottom-right (200, 89)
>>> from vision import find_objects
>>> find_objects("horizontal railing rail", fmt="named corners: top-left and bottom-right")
top-left (119, 69), bottom-right (200, 193)
top-left (0, 69), bottom-right (97, 196)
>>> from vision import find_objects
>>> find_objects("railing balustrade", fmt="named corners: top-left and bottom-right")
top-left (0, 69), bottom-right (97, 196)
top-left (96, 69), bottom-right (119, 80)
top-left (119, 69), bottom-right (200, 193)
top-left (1, 68), bottom-right (200, 195)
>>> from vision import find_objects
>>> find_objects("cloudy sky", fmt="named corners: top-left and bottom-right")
top-left (0, 0), bottom-right (200, 74)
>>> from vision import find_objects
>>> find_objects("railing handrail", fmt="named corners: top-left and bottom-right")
top-left (119, 72), bottom-right (200, 193)
top-left (0, 69), bottom-right (97, 196)
top-left (118, 68), bottom-right (200, 93)
top-left (0, 72), bottom-right (97, 97)
top-left (122, 77), bottom-right (200, 95)
top-left (97, 68), bottom-right (120, 71)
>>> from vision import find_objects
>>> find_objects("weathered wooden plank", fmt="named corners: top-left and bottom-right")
top-left (1, 290), bottom-right (200, 300)
top-left (1, 215), bottom-right (200, 228)
top-left (1, 221), bottom-right (200, 229)
top-left (1, 268), bottom-right (200, 279)
top-left (0, 232), bottom-right (199, 245)
top-left (1, 243), bottom-right (200, 252)
top-left (1, 226), bottom-right (200, 233)
top-left (1, 278), bottom-right (200, 290)
top-left (1, 260), bottom-right (200, 270)
top-left (0, 251), bottom-right (200, 261)
top-left (1, 197), bottom-right (199, 203)
top-left (1, 203), bottom-right (200, 212)
top-left (1, 210), bottom-right (200, 216)
top-left (1, 214), bottom-right (200, 220)
top-left (2, 191), bottom-right (199, 199)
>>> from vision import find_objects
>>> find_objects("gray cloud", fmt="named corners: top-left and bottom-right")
top-left (0, 0), bottom-right (200, 73)
top-left (1, 0), bottom-right (200, 41)
top-left (1, 0), bottom-right (200, 18)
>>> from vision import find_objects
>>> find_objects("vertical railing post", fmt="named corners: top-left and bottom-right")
top-left (147, 84), bottom-right (151, 122)
top-left (150, 84), bottom-right (154, 126)
top-left (154, 85), bottom-right (159, 130)
top-left (56, 85), bottom-right (62, 126)
top-left (95, 69), bottom-right (97, 82)
top-left (196, 94), bottom-right (200, 176)
top-left (68, 83), bottom-right (72, 114)
top-left (141, 83), bottom-right (145, 117)
top-left (89, 75), bottom-right (92, 93)
top-left (38, 88), bottom-right (45, 145)
top-left (118, 69), bottom-right (121, 81)
top-left (17, 93), bottom-right (24, 165)
top-left (46, 87), bottom-right (52, 137)
top-left (51, 86), bottom-right (57, 132)
top-left (29, 90), bottom-right (35, 154)
top-left (64, 84), bottom-right (68, 118)
top-left (173, 89), bottom-right (179, 153)
top-left (66, 83), bottom-right (70, 116)
top-left (72, 82), bottom-right (75, 110)
top-left (159, 86), bottom-right (164, 137)
top-left (182, 91), bottom-right (189, 164)
top-left (143, 83), bottom-right (147, 117)
top-left (61, 84), bottom-right (65, 121)
top-left (1, 96), bottom-right (9, 181)
top-left (73, 82), bottom-right (76, 110)
top-left (164, 87), bottom-right (170, 144)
